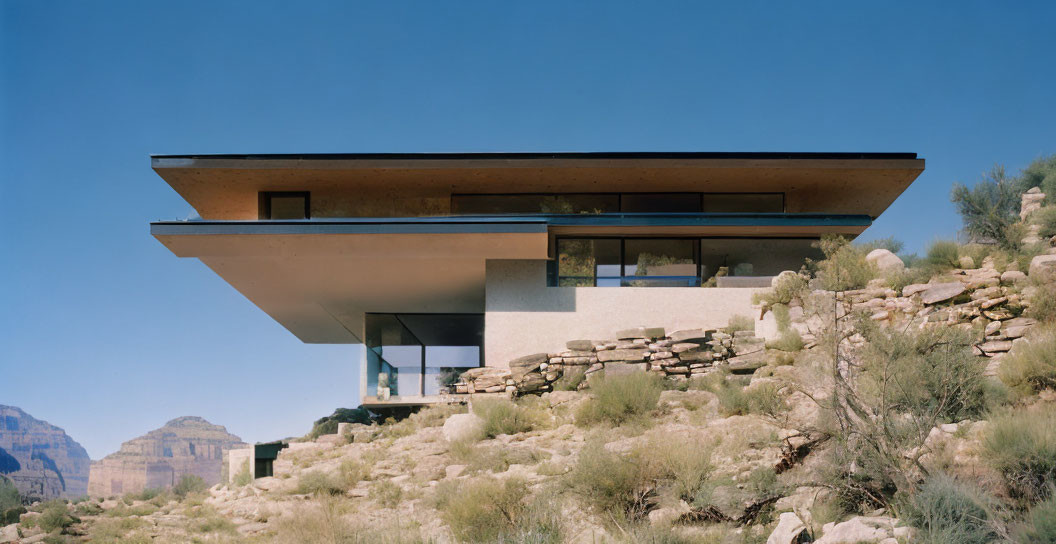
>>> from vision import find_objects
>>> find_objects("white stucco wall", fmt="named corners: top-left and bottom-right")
top-left (484, 260), bottom-right (765, 367)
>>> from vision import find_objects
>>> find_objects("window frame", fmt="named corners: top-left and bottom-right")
top-left (259, 191), bottom-right (311, 219)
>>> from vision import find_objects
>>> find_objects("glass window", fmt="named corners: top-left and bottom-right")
top-left (365, 314), bottom-right (483, 398)
top-left (556, 239), bottom-right (619, 287)
top-left (620, 193), bottom-right (701, 213)
top-left (700, 238), bottom-right (822, 286)
top-left (701, 193), bottom-right (783, 213)
top-left (260, 192), bottom-right (309, 219)
top-left (451, 194), bottom-right (618, 215)
top-left (624, 239), bottom-right (697, 286)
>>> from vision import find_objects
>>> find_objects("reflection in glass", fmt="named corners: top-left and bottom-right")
top-left (624, 239), bottom-right (697, 286)
top-left (365, 314), bottom-right (483, 398)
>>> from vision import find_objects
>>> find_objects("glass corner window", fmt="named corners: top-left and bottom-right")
top-left (259, 191), bottom-right (310, 219)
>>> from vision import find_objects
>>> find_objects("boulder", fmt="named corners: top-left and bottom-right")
top-left (1001, 270), bottom-right (1027, 285)
top-left (604, 362), bottom-right (647, 376)
top-left (1029, 254), bottom-right (1056, 282)
top-left (767, 511), bottom-right (809, 544)
top-left (596, 349), bottom-right (651, 362)
top-left (865, 249), bottom-right (904, 272)
top-left (671, 342), bottom-right (703, 354)
top-left (727, 351), bottom-right (768, 373)
top-left (902, 283), bottom-right (929, 297)
top-left (920, 282), bottom-right (966, 305)
top-left (509, 353), bottom-right (548, 380)
top-left (816, 516), bottom-right (908, 544)
top-left (441, 413), bottom-right (484, 442)
top-left (461, 367), bottom-right (511, 390)
top-left (669, 329), bottom-right (709, 343)
top-left (565, 340), bottom-right (594, 351)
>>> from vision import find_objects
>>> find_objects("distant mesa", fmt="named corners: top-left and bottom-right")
top-left (88, 416), bottom-right (247, 497)
top-left (0, 404), bottom-right (91, 500)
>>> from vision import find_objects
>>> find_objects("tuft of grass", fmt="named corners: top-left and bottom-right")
top-left (636, 435), bottom-right (713, 501)
top-left (472, 398), bottom-right (536, 438)
top-left (766, 329), bottom-right (804, 352)
top-left (232, 459), bottom-right (252, 487)
top-left (565, 439), bottom-right (657, 523)
top-left (901, 474), bottom-right (998, 544)
top-left (1027, 280), bottom-right (1056, 322)
top-left (297, 470), bottom-right (349, 496)
top-left (87, 517), bottom-right (149, 544)
top-left (998, 326), bottom-right (1056, 398)
top-left (982, 406), bottom-right (1056, 503)
top-left (926, 240), bottom-right (962, 268)
top-left (436, 476), bottom-right (561, 543)
top-left (575, 372), bottom-right (663, 427)
top-left (725, 314), bottom-right (755, 334)
top-left (696, 372), bottom-right (785, 417)
top-left (368, 480), bottom-right (404, 508)
top-left (1013, 493), bottom-right (1056, 543)
top-left (1034, 206), bottom-right (1056, 239)
top-left (275, 497), bottom-right (426, 543)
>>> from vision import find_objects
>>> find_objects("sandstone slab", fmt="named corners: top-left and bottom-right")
top-left (920, 282), bottom-right (966, 304)
top-left (1029, 254), bottom-right (1056, 282)
top-left (596, 349), bottom-right (651, 362)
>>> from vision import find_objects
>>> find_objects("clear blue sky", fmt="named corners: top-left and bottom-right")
top-left (2, 1), bottom-right (1054, 459)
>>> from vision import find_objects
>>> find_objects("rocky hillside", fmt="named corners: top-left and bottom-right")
top-left (0, 405), bottom-right (89, 501)
top-left (87, 416), bottom-right (247, 497)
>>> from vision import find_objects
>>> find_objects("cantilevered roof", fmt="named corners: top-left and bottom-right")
top-left (151, 151), bottom-right (925, 220)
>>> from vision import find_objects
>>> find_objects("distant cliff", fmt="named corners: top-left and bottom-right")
top-left (88, 416), bottom-right (247, 497)
top-left (0, 405), bottom-right (91, 500)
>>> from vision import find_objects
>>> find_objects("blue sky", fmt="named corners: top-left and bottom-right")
top-left (2, 1), bottom-right (1054, 459)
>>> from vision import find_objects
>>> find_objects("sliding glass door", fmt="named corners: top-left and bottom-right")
top-left (365, 314), bottom-right (484, 398)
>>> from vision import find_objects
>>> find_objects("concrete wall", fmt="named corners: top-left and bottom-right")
top-left (484, 260), bottom-right (764, 367)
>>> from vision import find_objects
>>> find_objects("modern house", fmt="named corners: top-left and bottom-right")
top-left (150, 152), bottom-right (924, 407)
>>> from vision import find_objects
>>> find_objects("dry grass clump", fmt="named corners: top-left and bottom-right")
top-left (471, 397), bottom-right (539, 438)
top-left (381, 403), bottom-right (467, 439)
top-left (575, 372), bottom-right (663, 427)
top-left (636, 434), bottom-right (713, 501)
top-left (565, 439), bottom-right (657, 523)
top-left (368, 480), bottom-right (404, 508)
top-left (982, 406), bottom-right (1056, 503)
top-left (297, 470), bottom-right (350, 496)
top-left (434, 476), bottom-right (562, 543)
top-left (694, 371), bottom-right (785, 417)
top-left (900, 473), bottom-right (999, 544)
top-left (87, 517), bottom-right (150, 544)
top-left (725, 314), bottom-right (755, 334)
top-left (999, 326), bottom-right (1056, 397)
top-left (274, 497), bottom-right (427, 543)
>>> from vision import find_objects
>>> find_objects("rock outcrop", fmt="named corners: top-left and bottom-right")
top-left (0, 405), bottom-right (90, 500)
top-left (87, 416), bottom-right (247, 497)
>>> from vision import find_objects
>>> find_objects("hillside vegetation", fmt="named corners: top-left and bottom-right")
top-left (5, 156), bottom-right (1056, 543)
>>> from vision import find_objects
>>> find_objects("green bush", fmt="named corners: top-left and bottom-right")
top-left (1027, 281), bottom-right (1056, 322)
top-left (901, 474), bottom-right (998, 544)
top-left (566, 440), bottom-right (656, 522)
top-left (725, 314), bottom-right (755, 334)
top-left (697, 372), bottom-right (785, 417)
top-left (813, 235), bottom-right (878, 291)
top-left (0, 475), bottom-right (23, 525)
top-left (982, 406), bottom-right (1056, 502)
top-left (636, 435), bottom-right (713, 501)
top-left (173, 474), bottom-right (207, 498)
top-left (472, 398), bottom-right (535, 438)
top-left (368, 480), bottom-right (403, 508)
top-left (766, 329), bottom-right (804, 352)
top-left (38, 500), bottom-right (76, 533)
top-left (1035, 207), bottom-right (1056, 239)
top-left (753, 272), bottom-right (809, 306)
top-left (951, 166), bottom-right (1022, 249)
top-left (926, 240), bottom-right (962, 268)
top-left (232, 460), bottom-right (252, 487)
top-left (1014, 493), bottom-right (1056, 543)
top-left (858, 236), bottom-right (905, 254)
top-left (998, 326), bottom-right (1056, 398)
top-left (1018, 154), bottom-right (1056, 205)
top-left (307, 407), bottom-right (372, 439)
top-left (575, 372), bottom-right (663, 427)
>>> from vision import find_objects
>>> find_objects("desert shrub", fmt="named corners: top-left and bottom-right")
top-left (437, 476), bottom-right (561, 543)
top-left (982, 406), bottom-right (1056, 503)
top-left (88, 517), bottom-right (149, 544)
top-left (1035, 207), bottom-right (1056, 239)
top-left (575, 372), bottom-right (663, 427)
top-left (297, 470), bottom-right (348, 496)
top-left (192, 513), bottom-right (237, 534)
top-left (368, 480), bottom-right (404, 508)
top-left (232, 459), bottom-right (252, 487)
top-left (636, 435), bottom-right (713, 501)
top-left (766, 329), bottom-right (804, 352)
top-left (0, 475), bottom-right (23, 525)
top-left (883, 265), bottom-right (934, 292)
top-left (172, 474), bottom-right (207, 498)
top-left (307, 407), bottom-right (372, 439)
top-left (925, 239), bottom-right (962, 268)
top-left (698, 373), bottom-right (784, 417)
top-left (38, 500), bottom-right (76, 533)
top-left (275, 497), bottom-right (426, 543)
top-left (1014, 493), bottom-right (1056, 543)
top-left (813, 235), bottom-right (877, 291)
top-left (73, 500), bottom-right (102, 516)
top-left (901, 474), bottom-right (998, 544)
top-left (381, 403), bottom-right (467, 439)
top-left (753, 273), bottom-right (809, 306)
top-left (566, 439), bottom-right (656, 523)
top-left (951, 165), bottom-right (1023, 248)
top-left (127, 487), bottom-right (163, 502)
top-left (725, 314), bottom-right (755, 334)
top-left (1027, 281), bottom-right (1056, 322)
top-left (858, 236), bottom-right (905, 254)
top-left (472, 398), bottom-right (535, 438)
top-left (1018, 154), bottom-right (1056, 204)
top-left (999, 326), bottom-right (1056, 397)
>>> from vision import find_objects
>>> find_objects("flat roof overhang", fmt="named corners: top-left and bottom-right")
top-left (150, 152), bottom-right (924, 220)
top-left (151, 214), bottom-right (867, 343)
